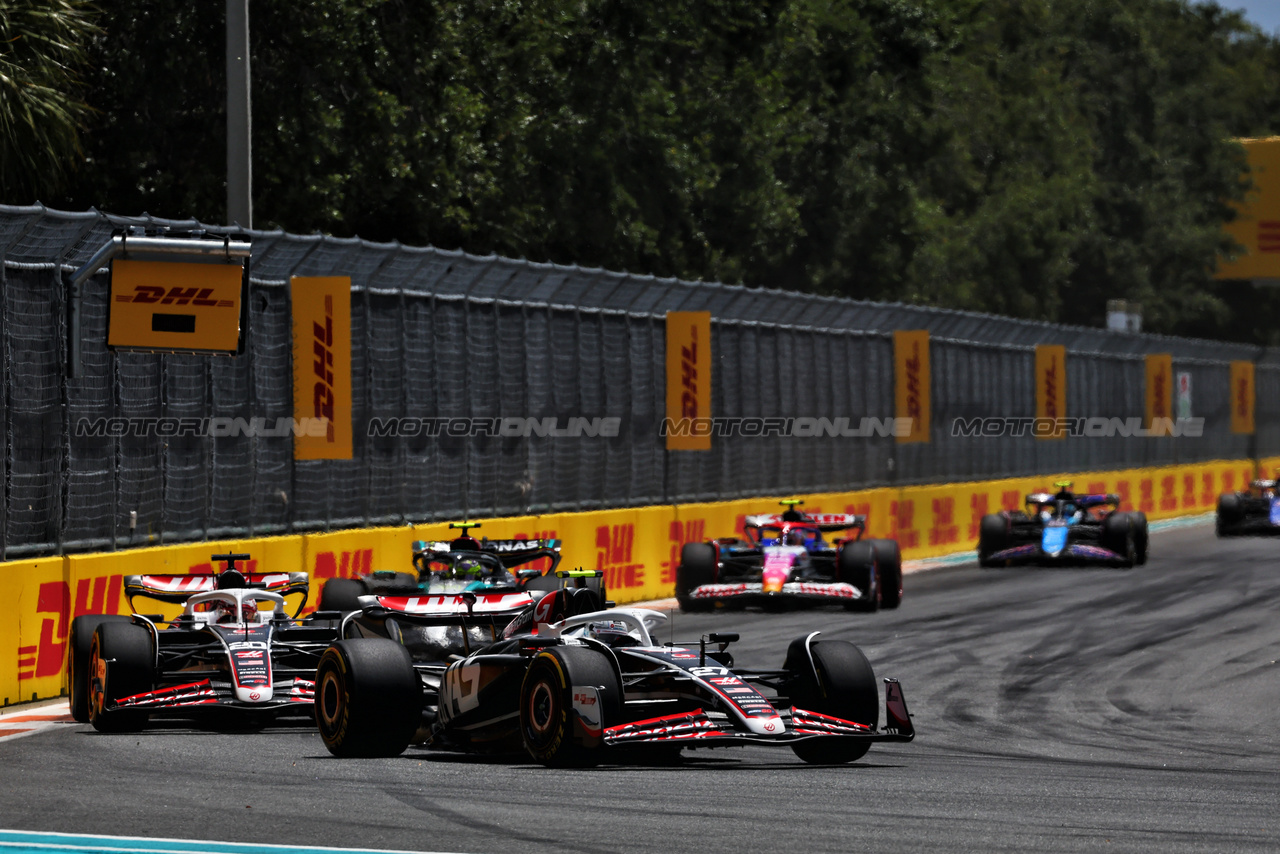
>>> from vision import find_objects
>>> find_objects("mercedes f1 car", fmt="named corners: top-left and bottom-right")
top-left (977, 483), bottom-right (1149, 568)
top-left (315, 582), bottom-right (914, 765)
top-left (674, 501), bottom-right (903, 612)
top-left (1216, 478), bottom-right (1280, 536)
top-left (318, 523), bottom-right (591, 610)
top-left (68, 553), bottom-right (342, 732)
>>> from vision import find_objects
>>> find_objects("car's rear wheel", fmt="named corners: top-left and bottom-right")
top-left (838, 541), bottom-right (879, 612)
top-left (315, 639), bottom-right (422, 757)
top-left (520, 646), bottom-right (621, 767)
top-left (68, 615), bottom-right (131, 723)
top-left (675, 542), bottom-right (716, 612)
top-left (1130, 512), bottom-right (1149, 565)
top-left (363, 572), bottom-right (419, 596)
top-left (784, 637), bottom-right (879, 764)
top-left (1102, 513), bottom-right (1136, 568)
top-left (869, 539), bottom-right (903, 609)
top-left (88, 622), bottom-right (154, 733)
top-left (318, 577), bottom-right (368, 612)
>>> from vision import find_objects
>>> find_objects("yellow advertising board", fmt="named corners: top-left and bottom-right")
top-left (894, 331), bottom-right (930, 443)
top-left (291, 277), bottom-right (353, 460)
top-left (1218, 137), bottom-right (1280, 281)
top-left (1145, 353), bottom-right (1173, 432)
top-left (1035, 345), bottom-right (1067, 439)
top-left (109, 259), bottom-right (244, 352)
top-left (665, 311), bottom-right (712, 451)
top-left (1230, 360), bottom-right (1256, 434)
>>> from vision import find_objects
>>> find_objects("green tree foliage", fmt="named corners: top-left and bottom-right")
top-left (0, 0), bottom-right (98, 199)
top-left (24, 0), bottom-right (1280, 341)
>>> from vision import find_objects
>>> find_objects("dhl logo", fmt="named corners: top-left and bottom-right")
top-left (681, 323), bottom-right (700, 418)
top-left (1237, 376), bottom-right (1251, 418)
top-left (1258, 220), bottom-right (1280, 253)
top-left (904, 342), bottom-right (923, 421)
top-left (1043, 355), bottom-right (1058, 419)
top-left (596, 524), bottom-right (644, 589)
top-left (114, 286), bottom-right (233, 307)
top-left (1151, 368), bottom-right (1168, 418)
top-left (19, 576), bottom-right (123, 683)
top-left (314, 295), bottom-right (336, 441)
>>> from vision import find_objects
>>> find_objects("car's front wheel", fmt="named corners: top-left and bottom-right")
top-left (520, 646), bottom-right (621, 767)
top-left (88, 621), bottom-right (154, 733)
top-left (315, 639), bottom-right (422, 757)
top-left (784, 637), bottom-right (879, 764)
top-left (838, 542), bottom-right (879, 612)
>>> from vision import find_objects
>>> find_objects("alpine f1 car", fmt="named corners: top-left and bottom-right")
top-left (314, 582), bottom-right (914, 766)
top-left (68, 553), bottom-right (342, 732)
top-left (674, 501), bottom-right (902, 612)
top-left (1216, 477), bottom-right (1280, 536)
top-left (977, 483), bottom-right (1149, 568)
top-left (318, 522), bottom-right (593, 610)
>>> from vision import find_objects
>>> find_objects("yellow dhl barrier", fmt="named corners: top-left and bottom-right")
top-left (1, 457), bottom-right (1269, 706)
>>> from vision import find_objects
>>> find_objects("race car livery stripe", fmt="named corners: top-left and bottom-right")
top-left (116, 680), bottom-right (219, 709)
top-left (376, 592), bottom-right (533, 615)
top-left (690, 582), bottom-right (859, 599)
top-left (603, 709), bottom-right (725, 744)
top-left (0, 829), bottom-right (469, 854)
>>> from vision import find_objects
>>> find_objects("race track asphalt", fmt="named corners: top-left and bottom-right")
top-left (1, 520), bottom-right (1277, 854)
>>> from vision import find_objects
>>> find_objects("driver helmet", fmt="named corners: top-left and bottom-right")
top-left (214, 598), bottom-right (257, 623)
top-left (786, 529), bottom-right (807, 546)
top-left (456, 558), bottom-right (485, 579)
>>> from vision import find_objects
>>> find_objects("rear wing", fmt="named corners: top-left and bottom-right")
top-left (743, 513), bottom-right (866, 533)
top-left (124, 572), bottom-right (309, 607)
top-left (366, 591), bottom-right (535, 618)
top-left (412, 538), bottom-right (562, 572)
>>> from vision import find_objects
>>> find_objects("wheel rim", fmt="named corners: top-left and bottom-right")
top-left (528, 680), bottom-right (555, 736)
top-left (317, 668), bottom-right (343, 733)
top-left (88, 637), bottom-right (106, 721)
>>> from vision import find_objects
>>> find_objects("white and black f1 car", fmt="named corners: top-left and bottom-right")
top-left (318, 522), bottom-right (592, 610)
top-left (675, 501), bottom-right (903, 612)
top-left (1216, 478), bottom-right (1280, 536)
top-left (315, 581), bottom-right (914, 766)
top-left (977, 483), bottom-right (1149, 567)
top-left (68, 553), bottom-right (342, 732)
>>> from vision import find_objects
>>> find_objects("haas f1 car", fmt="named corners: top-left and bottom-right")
top-left (1215, 478), bottom-right (1280, 536)
top-left (318, 522), bottom-right (599, 610)
top-left (315, 582), bottom-right (914, 766)
top-left (978, 483), bottom-right (1149, 568)
top-left (674, 501), bottom-right (902, 612)
top-left (68, 553), bottom-right (341, 732)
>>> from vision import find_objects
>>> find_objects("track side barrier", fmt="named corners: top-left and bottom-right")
top-left (0, 458), bottom-right (1268, 706)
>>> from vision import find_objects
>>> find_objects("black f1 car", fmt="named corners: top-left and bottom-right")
top-left (314, 582), bottom-right (914, 766)
top-left (674, 501), bottom-right (902, 612)
top-left (977, 483), bottom-right (1149, 568)
top-left (318, 522), bottom-right (593, 610)
top-left (68, 553), bottom-right (341, 732)
top-left (1216, 478), bottom-right (1280, 536)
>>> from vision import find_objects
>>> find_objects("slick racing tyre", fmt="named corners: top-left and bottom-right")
top-left (1102, 513), bottom-right (1137, 568)
top-left (1216, 494), bottom-right (1242, 537)
top-left (868, 539), bottom-right (903, 609)
top-left (318, 577), bottom-right (367, 612)
top-left (1130, 511), bottom-right (1149, 565)
top-left (675, 542), bottom-right (716, 612)
top-left (784, 637), bottom-right (879, 764)
top-left (520, 646), bottom-right (621, 767)
top-left (363, 572), bottom-right (419, 596)
top-left (68, 615), bottom-right (131, 723)
top-left (977, 513), bottom-right (1007, 567)
top-left (838, 541), bottom-right (880, 612)
top-left (316, 639), bottom-right (422, 758)
top-left (88, 621), bottom-right (154, 733)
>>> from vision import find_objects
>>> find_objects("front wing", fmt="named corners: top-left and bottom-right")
top-left (687, 581), bottom-right (862, 605)
top-left (603, 679), bottom-right (913, 748)
top-left (986, 541), bottom-right (1128, 566)
top-left (111, 677), bottom-right (315, 713)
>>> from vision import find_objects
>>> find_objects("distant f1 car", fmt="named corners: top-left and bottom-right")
top-left (315, 582), bottom-right (914, 766)
top-left (318, 522), bottom-right (598, 610)
top-left (977, 483), bottom-right (1148, 568)
top-left (674, 501), bottom-right (903, 612)
top-left (68, 553), bottom-right (341, 732)
top-left (1215, 477), bottom-right (1280, 536)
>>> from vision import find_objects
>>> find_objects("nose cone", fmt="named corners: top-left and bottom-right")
top-left (762, 565), bottom-right (787, 593)
top-left (234, 685), bottom-right (273, 703)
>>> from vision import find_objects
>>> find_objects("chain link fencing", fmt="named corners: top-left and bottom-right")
top-left (2, 204), bottom-right (1276, 557)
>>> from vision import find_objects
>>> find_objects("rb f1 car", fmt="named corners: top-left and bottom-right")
top-left (1216, 477), bottom-right (1280, 536)
top-left (68, 553), bottom-right (341, 732)
top-left (675, 501), bottom-right (902, 612)
top-left (978, 483), bottom-right (1149, 568)
top-left (315, 584), bottom-right (914, 766)
top-left (318, 522), bottom-right (595, 610)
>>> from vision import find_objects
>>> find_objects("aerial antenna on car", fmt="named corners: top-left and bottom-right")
top-left (779, 498), bottom-right (806, 521)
